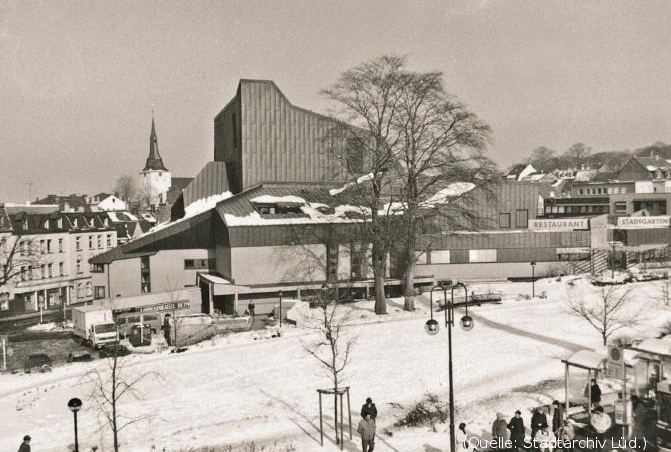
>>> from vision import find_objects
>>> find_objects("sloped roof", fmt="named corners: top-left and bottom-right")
top-left (635, 156), bottom-right (671, 171)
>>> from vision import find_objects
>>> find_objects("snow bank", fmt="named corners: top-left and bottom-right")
top-left (250, 195), bottom-right (306, 204)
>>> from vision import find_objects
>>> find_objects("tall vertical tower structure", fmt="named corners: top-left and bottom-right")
top-left (140, 117), bottom-right (171, 205)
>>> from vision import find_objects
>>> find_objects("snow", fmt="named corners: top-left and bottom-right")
top-left (184, 190), bottom-right (233, 217)
top-left (250, 195), bottom-right (306, 204)
top-left (1, 277), bottom-right (670, 451)
top-left (421, 182), bottom-right (476, 207)
top-left (328, 172), bottom-right (375, 196)
top-left (107, 211), bottom-right (138, 222)
top-left (222, 203), bottom-right (373, 226)
top-left (25, 322), bottom-right (59, 332)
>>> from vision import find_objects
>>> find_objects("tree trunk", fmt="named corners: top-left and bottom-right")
top-left (371, 241), bottom-right (387, 315)
top-left (403, 230), bottom-right (416, 311)
top-left (602, 333), bottom-right (607, 346)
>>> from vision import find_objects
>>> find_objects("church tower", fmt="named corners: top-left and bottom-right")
top-left (140, 116), bottom-right (171, 206)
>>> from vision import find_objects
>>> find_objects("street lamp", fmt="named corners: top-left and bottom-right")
top-left (530, 261), bottom-right (537, 298)
top-left (425, 282), bottom-right (474, 452)
top-left (278, 291), bottom-right (284, 328)
top-left (67, 397), bottom-right (82, 452)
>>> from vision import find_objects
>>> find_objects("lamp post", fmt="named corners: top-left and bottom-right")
top-left (426, 282), bottom-right (474, 452)
top-left (278, 290), bottom-right (283, 328)
top-left (530, 261), bottom-right (537, 298)
top-left (67, 397), bottom-right (82, 452)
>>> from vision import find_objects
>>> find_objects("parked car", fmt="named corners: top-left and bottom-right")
top-left (67, 353), bottom-right (93, 363)
top-left (25, 354), bottom-right (52, 373)
top-left (115, 313), bottom-right (160, 338)
top-left (128, 324), bottom-right (152, 347)
top-left (98, 344), bottom-right (131, 358)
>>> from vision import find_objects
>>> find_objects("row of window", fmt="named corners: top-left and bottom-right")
top-left (184, 259), bottom-right (215, 270)
top-left (498, 209), bottom-right (528, 229)
top-left (416, 249), bottom-right (498, 265)
top-left (544, 205), bottom-right (610, 214)
top-left (19, 262), bottom-right (66, 280)
top-left (577, 186), bottom-right (628, 195)
top-left (75, 234), bottom-right (113, 251)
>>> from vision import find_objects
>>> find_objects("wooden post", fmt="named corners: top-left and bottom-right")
top-left (564, 363), bottom-right (570, 416)
top-left (588, 369), bottom-right (592, 418)
top-left (340, 392), bottom-right (344, 449)
top-left (347, 387), bottom-right (352, 439)
top-left (623, 362), bottom-right (628, 439)
top-left (319, 391), bottom-right (323, 446)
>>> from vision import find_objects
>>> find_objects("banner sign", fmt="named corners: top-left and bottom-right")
top-left (606, 345), bottom-right (625, 380)
top-left (139, 300), bottom-right (191, 313)
top-left (528, 218), bottom-right (589, 231)
top-left (617, 216), bottom-right (671, 229)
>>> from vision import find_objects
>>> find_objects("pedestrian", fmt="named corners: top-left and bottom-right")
top-left (508, 410), bottom-right (526, 452)
top-left (590, 379), bottom-right (601, 409)
top-left (556, 419), bottom-right (575, 452)
top-left (491, 412), bottom-right (508, 449)
top-left (534, 425), bottom-right (556, 452)
top-left (551, 400), bottom-right (564, 432)
top-left (357, 413), bottom-right (376, 452)
top-left (248, 301), bottom-right (255, 318)
top-left (531, 407), bottom-right (549, 450)
top-left (18, 435), bottom-right (31, 452)
top-left (162, 314), bottom-right (172, 346)
top-left (456, 422), bottom-right (473, 452)
top-left (361, 397), bottom-right (378, 421)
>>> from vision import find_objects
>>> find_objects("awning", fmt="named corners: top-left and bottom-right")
top-left (630, 338), bottom-right (671, 358)
top-left (198, 273), bottom-right (251, 296)
top-left (561, 350), bottom-right (606, 370)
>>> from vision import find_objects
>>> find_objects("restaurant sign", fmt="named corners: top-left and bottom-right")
top-left (528, 218), bottom-right (589, 231)
top-left (139, 300), bottom-right (191, 313)
top-left (617, 216), bottom-right (671, 229)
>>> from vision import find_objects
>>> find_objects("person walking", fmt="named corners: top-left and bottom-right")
top-left (551, 400), bottom-right (564, 432)
top-left (590, 379), bottom-right (602, 409)
top-left (248, 301), bottom-right (255, 318)
top-left (531, 407), bottom-right (549, 450)
top-left (535, 426), bottom-right (556, 452)
top-left (162, 314), bottom-right (172, 346)
top-left (556, 419), bottom-right (575, 452)
top-left (361, 397), bottom-right (378, 421)
top-left (357, 413), bottom-right (376, 452)
top-left (508, 410), bottom-right (526, 452)
top-left (456, 422), bottom-right (473, 452)
top-left (491, 412), bottom-right (509, 449)
top-left (18, 435), bottom-right (31, 452)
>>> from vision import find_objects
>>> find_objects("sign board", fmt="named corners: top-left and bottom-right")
top-left (606, 345), bottom-right (625, 380)
top-left (617, 216), bottom-right (671, 229)
top-left (614, 400), bottom-right (625, 424)
top-left (139, 300), bottom-right (191, 313)
top-left (528, 218), bottom-right (589, 231)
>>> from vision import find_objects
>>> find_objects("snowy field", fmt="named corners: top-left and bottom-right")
top-left (1, 276), bottom-right (669, 452)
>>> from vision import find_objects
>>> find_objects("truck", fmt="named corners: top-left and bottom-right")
top-left (71, 306), bottom-right (118, 348)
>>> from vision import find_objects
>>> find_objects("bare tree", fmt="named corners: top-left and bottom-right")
top-left (322, 56), bottom-right (412, 314)
top-left (114, 175), bottom-right (139, 203)
top-left (0, 234), bottom-right (43, 289)
top-left (86, 350), bottom-right (158, 452)
top-left (567, 285), bottom-right (642, 346)
top-left (302, 296), bottom-right (356, 444)
top-left (565, 142), bottom-right (592, 168)
top-left (526, 146), bottom-right (556, 172)
top-left (393, 67), bottom-right (494, 310)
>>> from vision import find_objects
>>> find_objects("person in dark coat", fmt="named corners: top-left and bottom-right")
top-left (508, 410), bottom-right (526, 452)
top-left (590, 379), bottom-right (601, 409)
top-left (18, 435), bottom-right (31, 452)
top-left (552, 400), bottom-right (564, 432)
top-left (248, 301), bottom-right (255, 318)
top-left (162, 314), bottom-right (172, 346)
top-left (361, 397), bottom-right (378, 420)
top-left (531, 407), bottom-right (549, 451)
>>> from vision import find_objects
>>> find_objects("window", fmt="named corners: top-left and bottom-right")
top-left (72, 218), bottom-right (78, 228)
top-left (97, 235), bottom-right (102, 249)
top-left (27, 265), bottom-right (33, 280)
top-left (515, 209), bottom-right (528, 228)
top-left (59, 262), bottom-right (64, 276)
top-left (415, 251), bottom-right (427, 265)
top-left (91, 263), bottom-right (105, 273)
top-left (88, 235), bottom-right (93, 249)
top-left (48, 263), bottom-right (52, 278)
top-left (76, 236), bottom-right (81, 251)
top-left (40, 239), bottom-right (46, 254)
top-left (469, 249), bottom-right (497, 263)
top-left (77, 283), bottom-right (83, 299)
top-left (21, 266), bottom-right (27, 281)
top-left (184, 259), bottom-right (214, 270)
top-left (20, 240), bottom-right (28, 256)
top-left (141, 256), bottom-right (151, 293)
top-left (326, 242), bottom-right (339, 282)
top-left (40, 264), bottom-right (46, 279)
top-left (498, 213), bottom-right (511, 228)
top-left (431, 250), bottom-right (451, 264)
top-left (184, 259), bottom-right (195, 270)
top-left (578, 189), bottom-right (583, 195)
top-left (76, 256), bottom-right (82, 274)
top-left (47, 239), bottom-right (52, 253)
top-left (350, 242), bottom-right (367, 280)
top-left (86, 282), bottom-right (92, 297)
top-left (614, 202), bottom-right (627, 214)
top-left (106, 234), bottom-right (112, 247)
top-left (58, 238), bottom-right (63, 253)
top-left (94, 286), bottom-right (106, 300)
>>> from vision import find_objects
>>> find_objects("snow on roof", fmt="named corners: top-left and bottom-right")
top-left (184, 191), bottom-right (233, 218)
top-left (250, 195), bottom-right (306, 204)
top-left (563, 350), bottom-right (605, 369)
top-left (222, 202), bottom-right (372, 227)
top-left (420, 182), bottom-right (476, 207)
top-left (108, 211), bottom-right (138, 222)
top-left (635, 338), bottom-right (671, 357)
top-left (140, 213), bottom-right (156, 222)
top-left (329, 173), bottom-right (374, 196)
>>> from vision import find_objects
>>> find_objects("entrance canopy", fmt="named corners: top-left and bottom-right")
top-left (562, 349), bottom-right (606, 370)
top-left (198, 273), bottom-right (250, 296)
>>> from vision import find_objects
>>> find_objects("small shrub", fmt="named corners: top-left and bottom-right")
top-left (394, 393), bottom-right (448, 432)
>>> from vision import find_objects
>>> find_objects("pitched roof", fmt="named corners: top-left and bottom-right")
top-left (33, 195), bottom-right (91, 212)
top-left (635, 156), bottom-right (671, 171)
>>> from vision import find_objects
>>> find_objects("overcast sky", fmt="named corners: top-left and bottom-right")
top-left (1, 0), bottom-right (670, 202)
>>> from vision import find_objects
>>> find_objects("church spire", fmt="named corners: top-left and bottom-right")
top-left (143, 115), bottom-right (168, 172)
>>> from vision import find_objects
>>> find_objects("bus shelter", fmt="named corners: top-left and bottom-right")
top-left (562, 349), bottom-right (606, 418)
top-left (626, 338), bottom-right (671, 397)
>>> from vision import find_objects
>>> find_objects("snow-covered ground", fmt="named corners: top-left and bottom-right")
top-left (1, 276), bottom-right (669, 452)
